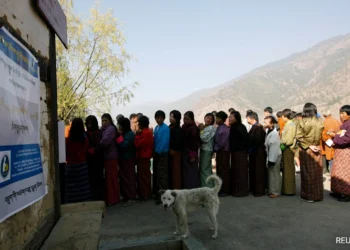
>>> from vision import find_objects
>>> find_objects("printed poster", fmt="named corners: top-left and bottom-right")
top-left (0, 27), bottom-right (47, 223)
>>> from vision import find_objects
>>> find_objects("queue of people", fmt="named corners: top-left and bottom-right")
top-left (63, 103), bottom-right (350, 206)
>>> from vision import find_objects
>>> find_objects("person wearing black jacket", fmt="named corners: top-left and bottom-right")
top-left (229, 111), bottom-right (250, 197)
top-left (169, 110), bottom-right (183, 189)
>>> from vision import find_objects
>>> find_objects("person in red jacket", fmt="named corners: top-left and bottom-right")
top-left (134, 116), bottom-right (154, 201)
top-left (65, 118), bottom-right (91, 204)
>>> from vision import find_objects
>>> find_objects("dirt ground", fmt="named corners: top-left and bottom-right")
top-left (99, 174), bottom-right (350, 250)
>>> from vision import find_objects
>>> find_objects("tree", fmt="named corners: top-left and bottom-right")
top-left (57, 0), bottom-right (138, 121)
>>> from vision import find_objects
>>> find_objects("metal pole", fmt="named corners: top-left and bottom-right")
top-left (49, 29), bottom-right (61, 221)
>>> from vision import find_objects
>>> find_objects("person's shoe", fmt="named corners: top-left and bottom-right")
top-left (337, 195), bottom-right (350, 202)
top-left (138, 197), bottom-right (148, 203)
top-left (330, 192), bottom-right (341, 198)
top-left (218, 192), bottom-right (228, 197)
top-left (107, 202), bottom-right (118, 206)
top-left (269, 194), bottom-right (279, 198)
top-left (299, 197), bottom-right (314, 203)
top-left (123, 200), bottom-right (136, 207)
top-left (282, 193), bottom-right (296, 196)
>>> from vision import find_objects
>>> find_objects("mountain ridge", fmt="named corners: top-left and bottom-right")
top-left (113, 33), bottom-right (350, 125)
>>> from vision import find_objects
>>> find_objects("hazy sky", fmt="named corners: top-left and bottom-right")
top-left (74, 0), bottom-right (350, 106)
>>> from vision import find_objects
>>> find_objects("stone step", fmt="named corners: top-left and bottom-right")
top-left (41, 202), bottom-right (105, 250)
top-left (99, 235), bottom-right (206, 250)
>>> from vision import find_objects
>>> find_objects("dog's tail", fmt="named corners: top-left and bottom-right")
top-left (206, 174), bottom-right (222, 194)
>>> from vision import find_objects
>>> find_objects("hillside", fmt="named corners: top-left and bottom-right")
top-left (114, 34), bottom-right (350, 124)
top-left (193, 34), bottom-right (350, 121)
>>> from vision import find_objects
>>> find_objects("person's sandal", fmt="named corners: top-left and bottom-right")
top-left (123, 200), bottom-right (136, 207)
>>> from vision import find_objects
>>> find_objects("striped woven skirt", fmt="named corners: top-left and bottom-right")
top-left (299, 149), bottom-right (323, 201)
top-left (137, 158), bottom-right (152, 199)
top-left (169, 151), bottom-right (182, 190)
top-left (119, 158), bottom-right (137, 200)
top-left (249, 146), bottom-right (267, 197)
top-left (64, 162), bottom-right (92, 204)
top-left (331, 148), bottom-right (350, 196)
top-left (199, 150), bottom-right (214, 188)
top-left (231, 150), bottom-right (249, 197)
top-left (216, 151), bottom-right (231, 194)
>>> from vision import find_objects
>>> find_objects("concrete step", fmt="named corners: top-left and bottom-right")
top-left (41, 202), bottom-right (105, 250)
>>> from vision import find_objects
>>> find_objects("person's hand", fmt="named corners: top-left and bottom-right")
top-left (189, 157), bottom-right (196, 163)
top-left (198, 123), bottom-right (205, 131)
top-left (169, 149), bottom-right (176, 156)
top-left (267, 161), bottom-right (275, 168)
top-left (327, 131), bottom-right (336, 137)
top-left (309, 145), bottom-right (320, 153)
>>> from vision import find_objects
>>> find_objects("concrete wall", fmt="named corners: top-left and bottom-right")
top-left (0, 0), bottom-right (57, 249)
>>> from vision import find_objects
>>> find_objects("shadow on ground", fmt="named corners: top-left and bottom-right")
top-left (99, 174), bottom-right (349, 250)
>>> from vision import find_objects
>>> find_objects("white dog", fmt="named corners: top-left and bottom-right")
top-left (159, 175), bottom-right (222, 239)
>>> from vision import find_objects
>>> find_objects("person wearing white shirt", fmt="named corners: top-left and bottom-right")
top-left (264, 116), bottom-right (282, 198)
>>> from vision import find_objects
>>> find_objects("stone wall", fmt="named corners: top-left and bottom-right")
top-left (0, 0), bottom-right (57, 249)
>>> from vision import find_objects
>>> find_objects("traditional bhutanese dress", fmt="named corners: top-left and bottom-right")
top-left (199, 125), bottom-right (216, 188)
top-left (281, 120), bottom-right (297, 195)
top-left (296, 117), bottom-right (324, 201)
top-left (331, 120), bottom-right (350, 196)
top-left (214, 124), bottom-right (230, 194)
top-left (230, 124), bottom-right (250, 197)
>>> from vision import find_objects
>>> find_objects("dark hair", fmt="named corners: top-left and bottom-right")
top-left (138, 116), bottom-right (150, 128)
top-left (230, 111), bottom-right (242, 125)
top-left (264, 107), bottom-right (273, 114)
top-left (101, 113), bottom-right (117, 131)
top-left (291, 111), bottom-right (297, 119)
top-left (228, 108), bottom-right (235, 113)
top-left (204, 113), bottom-right (215, 125)
top-left (264, 115), bottom-right (278, 124)
top-left (155, 110), bottom-right (166, 119)
top-left (282, 109), bottom-right (293, 120)
top-left (85, 115), bottom-right (99, 131)
top-left (216, 111), bottom-right (228, 121)
top-left (302, 103), bottom-right (317, 118)
top-left (296, 112), bottom-right (302, 117)
top-left (184, 111), bottom-right (195, 121)
top-left (276, 111), bottom-right (283, 118)
top-left (117, 115), bottom-right (124, 125)
top-left (69, 118), bottom-right (85, 142)
top-left (246, 110), bottom-right (253, 116)
top-left (247, 112), bottom-right (259, 122)
top-left (170, 110), bottom-right (182, 126)
top-left (116, 114), bottom-right (124, 121)
top-left (129, 113), bottom-right (137, 120)
top-left (118, 117), bottom-right (131, 134)
top-left (137, 113), bottom-right (143, 119)
top-left (340, 105), bottom-right (350, 115)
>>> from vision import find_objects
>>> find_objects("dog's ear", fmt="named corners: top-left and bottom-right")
top-left (159, 189), bottom-right (165, 195)
top-left (171, 191), bottom-right (177, 197)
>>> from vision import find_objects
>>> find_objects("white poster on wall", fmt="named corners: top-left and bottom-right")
top-left (0, 27), bottom-right (47, 223)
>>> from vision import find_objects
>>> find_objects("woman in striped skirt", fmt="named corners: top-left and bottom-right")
top-left (229, 111), bottom-right (250, 197)
top-left (199, 113), bottom-right (216, 188)
top-left (296, 103), bottom-right (324, 203)
top-left (65, 118), bottom-right (91, 204)
top-left (117, 117), bottom-right (137, 207)
top-left (101, 113), bottom-right (120, 206)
